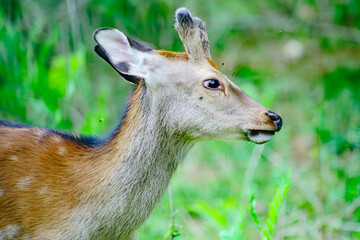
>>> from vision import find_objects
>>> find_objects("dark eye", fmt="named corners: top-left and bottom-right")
top-left (202, 79), bottom-right (223, 91)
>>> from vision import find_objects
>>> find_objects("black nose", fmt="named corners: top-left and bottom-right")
top-left (266, 111), bottom-right (282, 131)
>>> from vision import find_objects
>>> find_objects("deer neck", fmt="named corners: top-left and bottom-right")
top-left (84, 81), bottom-right (193, 238)
top-left (108, 81), bottom-right (193, 189)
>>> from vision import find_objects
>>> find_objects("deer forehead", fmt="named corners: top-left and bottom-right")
top-left (153, 50), bottom-right (223, 84)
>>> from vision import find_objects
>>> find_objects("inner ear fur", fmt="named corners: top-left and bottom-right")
top-left (93, 28), bottom-right (153, 84)
top-left (94, 43), bottom-right (140, 84)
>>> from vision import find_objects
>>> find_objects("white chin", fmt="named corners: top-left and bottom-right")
top-left (247, 130), bottom-right (275, 144)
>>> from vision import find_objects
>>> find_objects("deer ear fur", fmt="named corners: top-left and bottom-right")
top-left (93, 28), bottom-right (153, 84)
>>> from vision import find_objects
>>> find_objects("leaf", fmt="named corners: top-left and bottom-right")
top-left (197, 201), bottom-right (227, 226)
top-left (261, 182), bottom-right (292, 239)
top-left (164, 223), bottom-right (181, 239)
top-left (250, 194), bottom-right (261, 228)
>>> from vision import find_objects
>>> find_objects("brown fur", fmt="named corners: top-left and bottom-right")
top-left (156, 50), bottom-right (219, 70)
top-left (0, 84), bottom-right (145, 238)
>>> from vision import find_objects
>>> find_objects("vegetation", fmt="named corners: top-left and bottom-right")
top-left (1, 0), bottom-right (359, 239)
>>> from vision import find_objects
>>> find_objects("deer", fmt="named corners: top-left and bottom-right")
top-left (0, 8), bottom-right (282, 240)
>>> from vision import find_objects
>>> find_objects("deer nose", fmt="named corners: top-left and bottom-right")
top-left (266, 111), bottom-right (282, 132)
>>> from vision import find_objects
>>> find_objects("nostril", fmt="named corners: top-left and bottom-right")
top-left (266, 111), bottom-right (282, 131)
top-left (266, 111), bottom-right (279, 121)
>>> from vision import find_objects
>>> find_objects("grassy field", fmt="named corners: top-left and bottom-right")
top-left (1, 0), bottom-right (359, 239)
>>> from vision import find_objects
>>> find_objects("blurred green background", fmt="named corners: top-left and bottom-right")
top-left (0, 0), bottom-right (359, 239)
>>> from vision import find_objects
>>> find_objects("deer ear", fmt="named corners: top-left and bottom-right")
top-left (175, 8), bottom-right (211, 62)
top-left (93, 28), bottom-right (153, 84)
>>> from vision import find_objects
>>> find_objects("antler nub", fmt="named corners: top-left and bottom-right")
top-left (175, 8), bottom-right (211, 62)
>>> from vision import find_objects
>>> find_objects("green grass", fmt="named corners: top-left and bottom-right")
top-left (1, 0), bottom-right (359, 239)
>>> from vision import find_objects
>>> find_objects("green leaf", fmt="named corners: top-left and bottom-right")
top-left (197, 201), bottom-right (227, 226)
top-left (261, 182), bottom-right (292, 239)
top-left (250, 194), bottom-right (261, 227)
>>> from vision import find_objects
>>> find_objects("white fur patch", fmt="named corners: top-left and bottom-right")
top-left (9, 156), bottom-right (19, 161)
top-left (39, 186), bottom-right (48, 196)
top-left (33, 129), bottom-right (44, 137)
top-left (0, 225), bottom-right (21, 239)
top-left (53, 136), bottom-right (62, 143)
top-left (17, 177), bottom-right (33, 190)
top-left (58, 147), bottom-right (67, 155)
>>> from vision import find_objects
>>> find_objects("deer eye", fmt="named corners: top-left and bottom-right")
top-left (202, 79), bottom-right (223, 91)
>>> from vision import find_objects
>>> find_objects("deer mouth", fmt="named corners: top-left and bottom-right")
top-left (246, 130), bottom-right (275, 144)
